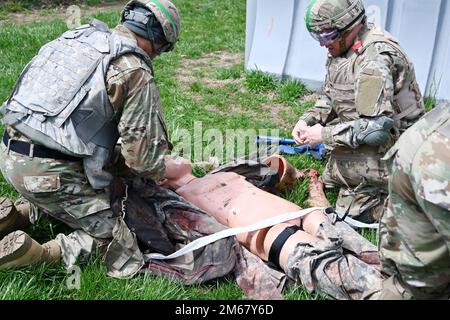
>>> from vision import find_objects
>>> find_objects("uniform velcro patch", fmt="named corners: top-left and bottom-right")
top-left (356, 73), bottom-right (384, 116)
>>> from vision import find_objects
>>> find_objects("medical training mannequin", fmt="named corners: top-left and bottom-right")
top-left (160, 156), bottom-right (326, 266)
top-left (158, 155), bottom-right (386, 301)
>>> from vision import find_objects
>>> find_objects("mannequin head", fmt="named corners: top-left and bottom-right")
top-left (159, 156), bottom-right (196, 190)
top-left (165, 156), bottom-right (193, 178)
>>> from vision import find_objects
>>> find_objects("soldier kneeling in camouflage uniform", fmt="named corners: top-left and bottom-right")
top-left (293, 0), bottom-right (425, 223)
top-left (0, 0), bottom-right (179, 276)
top-left (376, 102), bottom-right (450, 300)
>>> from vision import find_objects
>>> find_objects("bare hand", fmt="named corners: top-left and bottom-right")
top-left (292, 120), bottom-right (309, 145)
top-left (302, 124), bottom-right (324, 147)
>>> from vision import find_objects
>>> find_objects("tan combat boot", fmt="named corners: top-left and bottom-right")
top-left (0, 230), bottom-right (61, 269)
top-left (0, 197), bottom-right (31, 239)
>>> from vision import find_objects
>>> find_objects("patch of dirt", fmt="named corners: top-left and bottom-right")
top-left (0, 2), bottom-right (124, 25)
top-left (181, 52), bottom-right (243, 70)
top-left (177, 51), bottom-right (244, 89)
top-left (262, 103), bottom-right (297, 128)
top-left (303, 92), bottom-right (320, 102)
top-left (204, 104), bottom-right (243, 115)
top-left (265, 92), bottom-right (276, 100)
top-left (178, 51), bottom-right (299, 128)
top-left (203, 78), bottom-right (242, 89)
top-left (204, 102), bottom-right (295, 129)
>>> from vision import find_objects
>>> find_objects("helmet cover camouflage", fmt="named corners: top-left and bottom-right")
top-left (305, 0), bottom-right (366, 34)
top-left (122, 0), bottom-right (180, 47)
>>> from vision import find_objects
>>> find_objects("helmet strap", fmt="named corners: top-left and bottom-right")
top-left (149, 37), bottom-right (156, 54)
top-left (339, 37), bottom-right (347, 53)
top-left (338, 9), bottom-right (366, 33)
top-left (337, 12), bottom-right (365, 54)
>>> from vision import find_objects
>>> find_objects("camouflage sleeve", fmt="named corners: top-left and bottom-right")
top-left (321, 120), bottom-right (360, 148)
top-left (322, 43), bottom-right (401, 148)
top-left (107, 55), bottom-right (169, 181)
top-left (299, 96), bottom-right (338, 126)
top-left (379, 106), bottom-right (450, 298)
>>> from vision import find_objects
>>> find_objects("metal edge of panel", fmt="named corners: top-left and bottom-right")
top-left (426, 0), bottom-right (450, 100)
top-left (245, 0), bottom-right (257, 68)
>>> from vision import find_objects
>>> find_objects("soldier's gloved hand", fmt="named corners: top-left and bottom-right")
top-left (354, 116), bottom-right (395, 146)
top-left (292, 119), bottom-right (309, 145)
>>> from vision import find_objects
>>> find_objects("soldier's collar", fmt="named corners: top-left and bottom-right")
top-left (352, 39), bottom-right (363, 53)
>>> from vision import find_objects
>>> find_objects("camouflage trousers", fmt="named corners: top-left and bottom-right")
top-left (0, 143), bottom-right (145, 277)
top-left (377, 107), bottom-right (450, 300)
top-left (322, 145), bottom-right (389, 223)
top-left (284, 236), bottom-right (384, 300)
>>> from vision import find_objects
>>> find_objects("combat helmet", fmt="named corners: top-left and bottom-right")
top-left (121, 0), bottom-right (180, 52)
top-left (305, 0), bottom-right (366, 45)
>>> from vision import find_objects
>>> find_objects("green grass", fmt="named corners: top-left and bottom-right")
top-left (215, 65), bottom-right (242, 81)
top-left (0, 1), bottom-right (29, 13)
top-left (245, 70), bottom-right (278, 93)
top-left (0, 0), bottom-right (379, 300)
top-left (0, 260), bottom-right (246, 300)
top-left (277, 80), bottom-right (309, 105)
top-left (425, 96), bottom-right (437, 112)
top-left (81, 0), bottom-right (103, 8)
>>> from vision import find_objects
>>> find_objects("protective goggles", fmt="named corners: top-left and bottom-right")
top-left (309, 9), bottom-right (366, 46)
top-left (310, 28), bottom-right (340, 46)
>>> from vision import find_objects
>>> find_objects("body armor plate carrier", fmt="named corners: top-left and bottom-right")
top-left (2, 20), bottom-right (153, 189)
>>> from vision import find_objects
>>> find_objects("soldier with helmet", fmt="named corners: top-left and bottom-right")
top-left (0, 0), bottom-right (180, 277)
top-left (293, 0), bottom-right (425, 223)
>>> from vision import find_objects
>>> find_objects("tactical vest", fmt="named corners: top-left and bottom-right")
top-left (324, 24), bottom-right (424, 130)
top-left (2, 20), bottom-right (154, 189)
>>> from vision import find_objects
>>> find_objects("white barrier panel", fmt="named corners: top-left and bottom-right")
top-left (245, 0), bottom-right (450, 100)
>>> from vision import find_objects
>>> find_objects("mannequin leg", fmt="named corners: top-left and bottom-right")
top-left (256, 221), bottom-right (384, 300)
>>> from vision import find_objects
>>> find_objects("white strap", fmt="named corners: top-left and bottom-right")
top-left (340, 213), bottom-right (379, 229)
top-left (145, 207), bottom-right (323, 261)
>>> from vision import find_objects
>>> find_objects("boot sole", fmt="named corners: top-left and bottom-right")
top-left (0, 197), bottom-right (22, 239)
top-left (0, 197), bottom-right (16, 222)
top-left (0, 231), bottom-right (35, 269)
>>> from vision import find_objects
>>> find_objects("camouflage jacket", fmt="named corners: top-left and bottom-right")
top-left (107, 25), bottom-right (169, 182)
top-left (4, 24), bottom-right (169, 183)
top-left (379, 102), bottom-right (450, 299)
top-left (301, 23), bottom-right (424, 150)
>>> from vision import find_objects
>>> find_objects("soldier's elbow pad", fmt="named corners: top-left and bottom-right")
top-left (355, 116), bottom-right (395, 146)
top-left (358, 131), bottom-right (390, 146)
